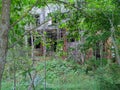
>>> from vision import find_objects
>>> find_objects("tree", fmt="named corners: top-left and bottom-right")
top-left (0, 0), bottom-right (11, 89)
top-left (53, 0), bottom-right (120, 64)
top-left (0, 0), bottom-right (45, 89)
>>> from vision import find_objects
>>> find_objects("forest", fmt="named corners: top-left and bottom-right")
top-left (0, 0), bottom-right (120, 90)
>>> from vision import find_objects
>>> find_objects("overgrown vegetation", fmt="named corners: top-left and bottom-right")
top-left (0, 0), bottom-right (120, 90)
top-left (2, 58), bottom-right (120, 90)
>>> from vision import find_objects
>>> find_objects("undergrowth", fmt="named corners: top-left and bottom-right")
top-left (2, 58), bottom-right (120, 90)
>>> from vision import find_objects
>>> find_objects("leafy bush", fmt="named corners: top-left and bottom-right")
top-left (2, 57), bottom-right (120, 90)
top-left (95, 63), bottom-right (120, 90)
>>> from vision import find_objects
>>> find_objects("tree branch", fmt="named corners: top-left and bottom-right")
top-left (55, 0), bottom-right (82, 10)
top-left (10, 0), bottom-right (39, 29)
top-left (54, 0), bottom-right (91, 18)
top-left (8, 20), bottom-right (50, 49)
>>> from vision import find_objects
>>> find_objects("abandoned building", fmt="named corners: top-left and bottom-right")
top-left (24, 3), bottom-right (114, 63)
top-left (24, 4), bottom-right (69, 59)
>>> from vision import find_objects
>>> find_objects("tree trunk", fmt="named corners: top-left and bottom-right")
top-left (30, 31), bottom-right (34, 64)
top-left (43, 31), bottom-right (46, 90)
top-left (109, 18), bottom-right (120, 64)
top-left (0, 0), bottom-right (11, 89)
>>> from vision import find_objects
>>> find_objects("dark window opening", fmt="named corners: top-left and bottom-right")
top-left (28, 37), bottom-right (32, 46)
top-left (28, 31), bottom-right (58, 52)
top-left (93, 42), bottom-right (100, 59)
top-left (53, 19), bottom-right (57, 24)
top-left (35, 15), bottom-right (40, 26)
top-left (47, 31), bottom-right (57, 52)
top-left (28, 36), bottom-right (41, 49)
top-left (70, 38), bottom-right (75, 42)
top-left (35, 43), bottom-right (41, 49)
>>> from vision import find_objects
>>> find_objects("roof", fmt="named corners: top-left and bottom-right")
top-left (29, 3), bottom-right (68, 15)
top-left (25, 3), bottom-right (69, 31)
